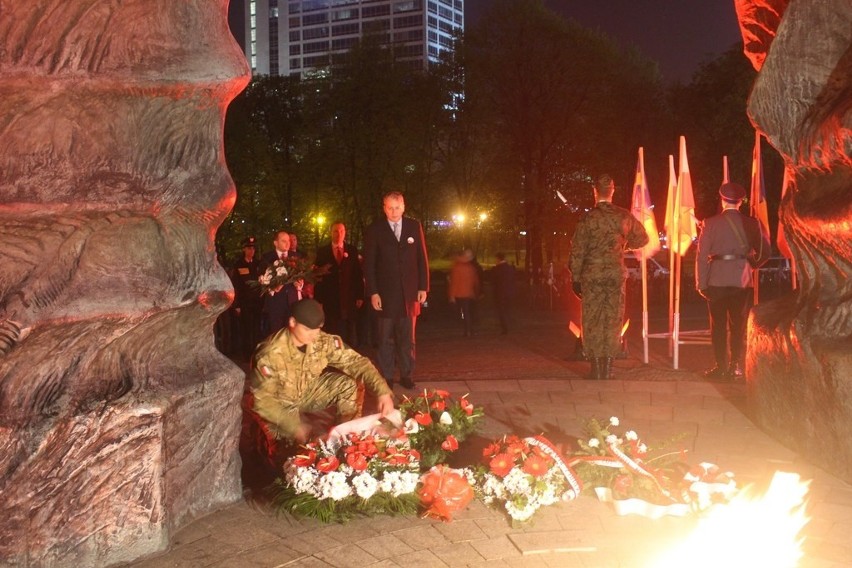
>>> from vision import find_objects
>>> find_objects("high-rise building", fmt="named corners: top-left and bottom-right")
top-left (244, 0), bottom-right (464, 77)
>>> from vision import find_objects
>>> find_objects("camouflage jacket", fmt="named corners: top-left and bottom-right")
top-left (569, 201), bottom-right (649, 281)
top-left (250, 329), bottom-right (391, 438)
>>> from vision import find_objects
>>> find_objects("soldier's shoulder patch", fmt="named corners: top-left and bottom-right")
top-left (333, 337), bottom-right (342, 349)
top-left (260, 365), bottom-right (274, 377)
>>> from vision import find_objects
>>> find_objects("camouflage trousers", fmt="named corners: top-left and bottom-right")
top-left (581, 276), bottom-right (626, 357)
top-left (298, 370), bottom-right (366, 427)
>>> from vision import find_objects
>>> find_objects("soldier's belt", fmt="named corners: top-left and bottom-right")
top-left (708, 254), bottom-right (746, 261)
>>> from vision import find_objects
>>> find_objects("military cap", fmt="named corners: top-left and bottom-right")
top-left (291, 299), bottom-right (325, 329)
top-left (242, 236), bottom-right (257, 247)
top-left (719, 182), bottom-right (746, 202)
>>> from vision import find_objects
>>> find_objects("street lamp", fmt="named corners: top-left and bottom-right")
top-left (313, 214), bottom-right (326, 253)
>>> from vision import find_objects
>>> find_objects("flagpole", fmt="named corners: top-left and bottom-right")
top-left (723, 155), bottom-right (729, 183)
top-left (667, 155), bottom-right (676, 359)
top-left (673, 140), bottom-right (685, 371)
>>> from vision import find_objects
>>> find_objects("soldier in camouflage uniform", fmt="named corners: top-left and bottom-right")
top-left (568, 175), bottom-right (649, 379)
top-left (249, 299), bottom-right (395, 443)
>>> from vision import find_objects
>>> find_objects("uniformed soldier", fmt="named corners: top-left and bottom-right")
top-left (231, 236), bottom-right (263, 360)
top-left (569, 174), bottom-right (649, 379)
top-left (249, 298), bottom-right (395, 443)
top-left (695, 182), bottom-right (770, 380)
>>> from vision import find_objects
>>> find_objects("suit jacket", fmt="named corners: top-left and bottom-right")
top-left (696, 209), bottom-right (771, 290)
top-left (259, 250), bottom-right (296, 335)
top-left (313, 242), bottom-right (364, 321)
top-left (364, 216), bottom-right (429, 319)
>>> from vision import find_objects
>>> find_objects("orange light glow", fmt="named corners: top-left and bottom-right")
top-left (652, 471), bottom-right (809, 568)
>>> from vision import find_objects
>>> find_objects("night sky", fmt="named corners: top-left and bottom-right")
top-left (465, 0), bottom-right (743, 84)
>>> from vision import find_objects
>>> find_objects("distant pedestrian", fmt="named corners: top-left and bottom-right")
top-left (448, 249), bottom-right (480, 337)
top-left (695, 182), bottom-right (770, 380)
top-left (364, 191), bottom-right (430, 389)
top-left (568, 174), bottom-right (648, 380)
top-left (490, 251), bottom-right (517, 334)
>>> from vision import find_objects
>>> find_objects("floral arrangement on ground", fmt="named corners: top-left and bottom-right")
top-left (569, 416), bottom-right (736, 515)
top-left (464, 434), bottom-right (582, 524)
top-left (270, 430), bottom-right (421, 522)
top-left (398, 388), bottom-right (484, 469)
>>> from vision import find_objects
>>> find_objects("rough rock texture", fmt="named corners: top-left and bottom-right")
top-left (737, 0), bottom-right (852, 481)
top-left (0, 1), bottom-right (249, 566)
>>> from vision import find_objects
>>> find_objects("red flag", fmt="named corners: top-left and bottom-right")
top-left (665, 137), bottom-right (697, 256)
top-left (750, 131), bottom-right (770, 241)
top-left (630, 147), bottom-right (661, 259)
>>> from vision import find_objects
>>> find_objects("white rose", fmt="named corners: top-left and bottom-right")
top-left (404, 418), bottom-right (420, 434)
top-left (439, 411), bottom-right (453, 425)
top-left (605, 434), bottom-right (618, 445)
top-left (587, 438), bottom-right (600, 448)
top-left (625, 430), bottom-right (638, 441)
top-left (609, 416), bottom-right (620, 427)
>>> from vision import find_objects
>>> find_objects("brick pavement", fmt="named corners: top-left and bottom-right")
top-left (128, 308), bottom-right (852, 568)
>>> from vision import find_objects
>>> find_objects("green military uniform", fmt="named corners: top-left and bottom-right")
top-left (569, 201), bottom-right (649, 358)
top-left (250, 328), bottom-right (392, 440)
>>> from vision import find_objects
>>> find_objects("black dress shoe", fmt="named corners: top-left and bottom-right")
top-left (703, 366), bottom-right (728, 379)
top-left (728, 363), bottom-right (744, 379)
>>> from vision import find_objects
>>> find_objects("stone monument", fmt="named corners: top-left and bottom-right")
top-left (0, 1), bottom-right (249, 565)
top-left (737, 0), bottom-right (852, 480)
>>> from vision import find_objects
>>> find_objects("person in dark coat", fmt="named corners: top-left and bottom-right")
top-left (695, 182), bottom-right (770, 380)
top-left (363, 191), bottom-right (430, 389)
top-left (490, 251), bottom-right (517, 334)
top-left (231, 236), bottom-right (264, 359)
top-left (260, 230), bottom-right (295, 338)
top-left (313, 221), bottom-right (364, 346)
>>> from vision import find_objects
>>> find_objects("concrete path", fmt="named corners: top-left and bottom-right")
top-left (128, 309), bottom-right (852, 568)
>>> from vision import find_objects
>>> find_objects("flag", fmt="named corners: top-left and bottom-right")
top-left (722, 155), bottom-right (729, 183)
top-left (750, 131), bottom-right (770, 241)
top-left (776, 169), bottom-right (794, 259)
top-left (630, 147), bottom-right (661, 259)
top-left (664, 137), bottom-right (698, 256)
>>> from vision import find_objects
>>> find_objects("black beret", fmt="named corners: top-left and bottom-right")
top-left (241, 236), bottom-right (257, 247)
top-left (719, 182), bottom-right (746, 202)
top-left (291, 299), bottom-right (325, 329)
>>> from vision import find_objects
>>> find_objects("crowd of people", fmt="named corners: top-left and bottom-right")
top-left (225, 177), bottom-right (769, 454)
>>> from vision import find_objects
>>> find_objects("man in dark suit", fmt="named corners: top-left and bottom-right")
top-left (260, 230), bottom-right (295, 338)
top-left (313, 221), bottom-right (364, 346)
top-left (696, 182), bottom-right (770, 380)
top-left (364, 191), bottom-right (429, 389)
top-left (490, 251), bottom-right (517, 335)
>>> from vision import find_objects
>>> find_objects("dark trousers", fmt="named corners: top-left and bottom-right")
top-left (495, 296), bottom-right (514, 333)
top-left (707, 286), bottom-right (752, 366)
top-left (376, 315), bottom-right (416, 383)
top-left (455, 298), bottom-right (473, 336)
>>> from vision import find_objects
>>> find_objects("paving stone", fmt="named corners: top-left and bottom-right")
top-left (314, 543), bottom-right (378, 568)
top-left (599, 391), bottom-right (651, 405)
top-left (391, 525), bottom-right (454, 550)
top-left (433, 518), bottom-right (489, 543)
top-left (508, 530), bottom-right (601, 555)
top-left (391, 549), bottom-right (449, 567)
top-left (468, 534), bottom-right (523, 560)
top-left (431, 541), bottom-right (486, 566)
top-left (623, 403), bottom-right (674, 422)
top-left (355, 533), bottom-right (415, 560)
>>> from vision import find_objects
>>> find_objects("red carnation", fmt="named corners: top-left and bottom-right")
top-left (346, 452), bottom-right (368, 472)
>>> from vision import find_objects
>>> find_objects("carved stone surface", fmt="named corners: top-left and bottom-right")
top-left (737, 0), bottom-right (852, 481)
top-left (0, 1), bottom-right (249, 565)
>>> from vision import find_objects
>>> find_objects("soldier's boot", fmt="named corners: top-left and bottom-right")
top-left (601, 357), bottom-right (615, 380)
top-left (587, 358), bottom-right (601, 380)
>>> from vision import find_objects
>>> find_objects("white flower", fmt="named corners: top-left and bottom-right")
top-left (352, 472), bottom-right (378, 500)
top-left (638, 443), bottom-right (648, 454)
top-left (316, 471), bottom-right (352, 501)
top-left (407, 236), bottom-right (414, 244)
top-left (276, 266), bottom-right (288, 276)
top-left (259, 273), bottom-right (271, 285)
top-left (404, 418), bottom-right (420, 434)
top-left (587, 438), bottom-right (600, 448)
top-left (609, 416), bottom-right (620, 427)
top-left (505, 499), bottom-right (538, 522)
top-left (625, 430), bottom-right (638, 441)
top-left (605, 434), bottom-right (618, 445)
top-left (502, 468), bottom-right (532, 495)
top-left (439, 411), bottom-right (453, 425)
